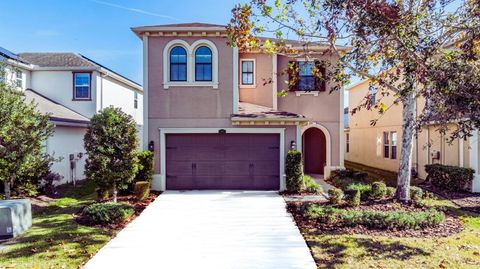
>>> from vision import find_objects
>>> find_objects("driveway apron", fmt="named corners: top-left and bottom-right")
top-left (83, 191), bottom-right (316, 269)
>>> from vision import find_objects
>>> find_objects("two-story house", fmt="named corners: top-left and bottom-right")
top-left (132, 23), bottom-right (347, 191)
top-left (345, 79), bottom-right (480, 192)
top-left (0, 47), bottom-right (143, 185)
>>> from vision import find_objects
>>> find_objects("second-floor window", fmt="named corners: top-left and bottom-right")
top-left (289, 60), bottom-right (326, 92)
top-left (73, 72), bottom-right (91, 100)
top-left (170, 46), bottom-right (187, 81)
top-left (195, 46), bottom-right (212, 81)
top-left (134, 92), bottom-right (138, 109)
top-left (241, 60), bottom-right (255, 86)
top-left (15, 70), bottom-right (23, 88)
top-left (298, 62), bottom-right (316, 91)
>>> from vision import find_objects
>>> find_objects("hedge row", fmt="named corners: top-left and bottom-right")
top-left (425, 164), bottom-right (474, 192)
top-left (305, 205), bottom-right (445, 230)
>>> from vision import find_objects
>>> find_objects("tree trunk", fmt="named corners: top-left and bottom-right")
top-left (112, 181), bottom-right (118, 203)
top-left (396, 91), bottom-right (416, 203)
top-left (4, 180), bottom-right (11, 200)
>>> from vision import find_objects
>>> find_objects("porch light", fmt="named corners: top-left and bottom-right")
top-left (148, 141), bottom-right (155, 152)
top-left (290, 140), bottom-right (297, 150)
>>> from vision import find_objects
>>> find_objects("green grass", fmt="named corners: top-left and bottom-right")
top-left (304, 198), bottom-right (480, 268)
top-left (0, 181), bottom-right (118, 269)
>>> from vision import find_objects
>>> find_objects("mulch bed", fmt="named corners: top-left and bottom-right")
top-left (287, 200), bottom-right (464, 238)
top-left (75, 192), bottom-right (160, 229)
top-left (419, 182), bottom-right (480, 214)
top-left (280, 191), bottom-right (321, 197)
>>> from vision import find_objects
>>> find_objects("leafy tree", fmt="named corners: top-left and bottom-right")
top-left (0, 79), bottom-right (54, 199)
top-left (84, 106), bottom-right (138, 203)
top-left (227, 0), bottom-right (480, 202)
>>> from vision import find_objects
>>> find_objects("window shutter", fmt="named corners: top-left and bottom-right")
top-left (288, 61), bottom-right (299, 92)
top-left (315, 61), bottom-right (326, 92)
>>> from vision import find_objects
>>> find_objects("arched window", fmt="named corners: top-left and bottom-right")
top-left (170, 46), bottom-right (187, 81)
top-left (195, 46), bottom-right (212, 81)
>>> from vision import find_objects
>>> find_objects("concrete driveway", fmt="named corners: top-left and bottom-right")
top-left (83, 191), bottom-right (316, 269)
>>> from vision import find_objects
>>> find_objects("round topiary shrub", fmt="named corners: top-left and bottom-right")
top-left (134, 181), bottom-right (151, 201)
top-left (347, 183), bottom-right (371, 200)
top-left (369, 181), bottom-right (387, 200)
top-left (410, 186), bottom-right (424, 202)
top-left (345, 189), bottom-right (361, 207)
top-left (328, 188), bottom-right (343, 204)
top-left (82, 202), bottom-right (134, 225)
top-left (386, 187), bottom-right (396, 198)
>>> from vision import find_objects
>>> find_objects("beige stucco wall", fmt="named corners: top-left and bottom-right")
top-left (346, 80), bottom-right (466, 179)
top-left (276, 54), bottom-right (342, 167)
top-left (239, 53), bottom-right (274, 108)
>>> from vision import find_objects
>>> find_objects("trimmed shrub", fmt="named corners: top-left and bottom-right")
top-left (305, 204), bottom-right (445, 230)
top-left (345, 189), bottom-right (361, 207)
top-left (425, 164), bottom-right (474, 192)
top-left (82, 202), bottom-right (134, 225)
top-left (305, 205), bottom-right (341, 224)
top-left (328, 188), bottom-right (343, 204)
top-left (304, 175), bottom-right (323, 194)
top-left (369, 181), bottom-right (387, 200)
top-left (347, 183), bottom-right (371, 200)
top-left (286, 150), bottom-right (304, 192)
top-left (386, 187), bottom-right (396, 198)
top-left (410, 186), bottom-right (424, 202)
top-left (134, 181), bottom-right (150, 201)
top-left (135, 150), bottom-right (154, 183)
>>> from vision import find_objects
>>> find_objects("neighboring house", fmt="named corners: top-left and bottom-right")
top-left (345, 79), bottom-right (480, 192)
top-left (0, 47), bottom-right (143, 185)
top-left (132, 23), bottom-right (347, 191)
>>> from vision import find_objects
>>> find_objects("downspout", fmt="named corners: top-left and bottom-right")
top-left (415, 98), bottom-right (419, 177)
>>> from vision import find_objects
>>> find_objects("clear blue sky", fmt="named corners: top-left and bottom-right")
top-left (0, 0), bottom-right (243, 84)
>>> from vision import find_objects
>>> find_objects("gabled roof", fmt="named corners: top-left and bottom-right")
top-left (24, 89), bottom-right (90, 125)
top-left (18, 52), bottom-right (96, 68)
top-left (16, 52), bottom-right (142, 91)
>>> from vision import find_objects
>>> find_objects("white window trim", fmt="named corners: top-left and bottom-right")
top-left (15, 70), bottom-right (23, 89)
top-left (295, 91), bottom-right (319, 96)
top-left (239, 58), bottom-right (256, 88)
top-left (155, 128), bottom-right (286, 191)
top-left (73, 72), bottom-right (92, 100)
top-left (162, 39), bottom-right (219, 89)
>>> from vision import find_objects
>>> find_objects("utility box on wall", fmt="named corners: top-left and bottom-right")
top-left (0, 199), bottom-right (32, 240)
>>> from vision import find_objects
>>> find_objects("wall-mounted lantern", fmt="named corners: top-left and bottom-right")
top-left (148, 141), bottom-right (155, 152)
top-left (290, 140), bottom-right (297, 150)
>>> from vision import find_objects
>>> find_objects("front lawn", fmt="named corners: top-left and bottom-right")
top-left (0, 182), bottom-right (118, 269)
top-left (297, 195), bottom-right (480, 268)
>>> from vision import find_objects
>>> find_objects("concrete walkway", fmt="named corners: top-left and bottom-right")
top-left (83, 191), bottom-right (316, 269)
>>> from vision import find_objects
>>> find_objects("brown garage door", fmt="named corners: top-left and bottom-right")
top-left (166, 133), bottom-right (280, 190)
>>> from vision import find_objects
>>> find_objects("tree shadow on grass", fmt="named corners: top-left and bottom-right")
top-left (0, 193), bottom-right (116, 266)
top-left (306, 233), bottom-right (431, 267)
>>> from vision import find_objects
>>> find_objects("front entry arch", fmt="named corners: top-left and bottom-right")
top-left (303, 128), bottom-right (327, 174)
